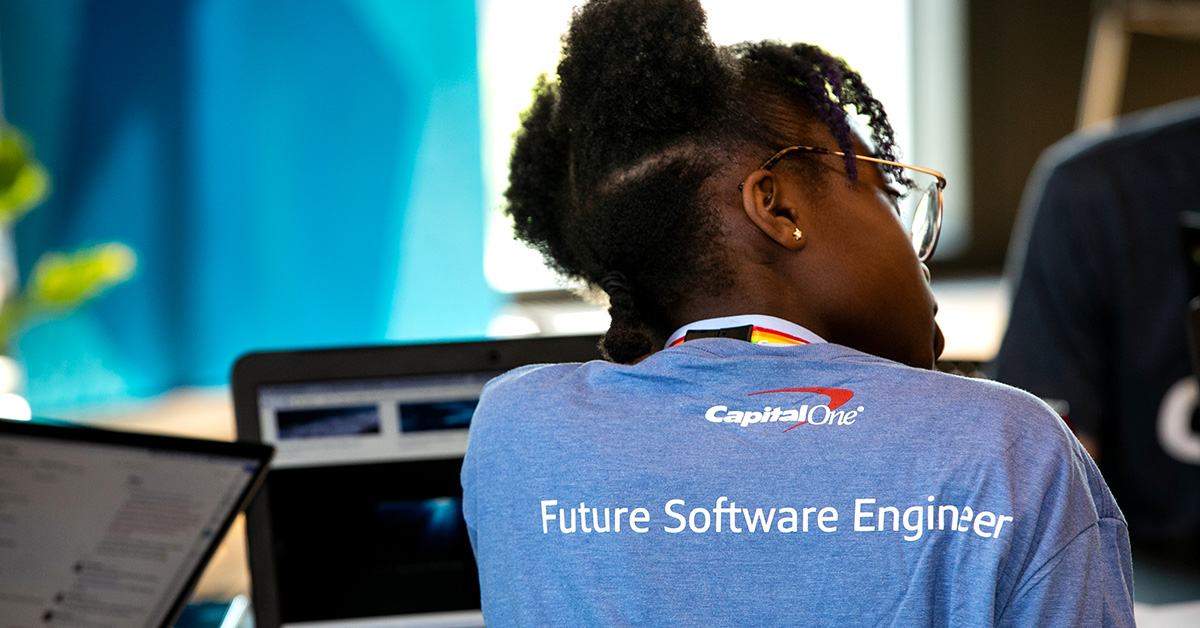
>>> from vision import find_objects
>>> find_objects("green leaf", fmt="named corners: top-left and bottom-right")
top-left (28, 243), bottom-right (138, 310)
top-left (0, 127), bottom-right (50, 225)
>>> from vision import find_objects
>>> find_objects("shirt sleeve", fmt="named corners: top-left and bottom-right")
top-left (992, 152), bottom-right (1117, 438)
top-left (997, 428), bottom-right (1135, 627)
top-left (997, 517), bottom-right (1134, 627)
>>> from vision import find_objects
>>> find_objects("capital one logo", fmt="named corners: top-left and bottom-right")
top-left (704, 387), bottom-right (864, 432)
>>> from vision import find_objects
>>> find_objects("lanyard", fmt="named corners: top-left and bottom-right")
top-left (668, 324), bottom-right (810, 347)
top-left (666, 314), bottom-right (826, 349)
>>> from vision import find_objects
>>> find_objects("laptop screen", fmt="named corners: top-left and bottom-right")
top-left (0, 421), bottom-right (271, 628)
top-left (232, 335), bottom-right (603, 628)
top-left (258, 374), bottom-right (494, 626)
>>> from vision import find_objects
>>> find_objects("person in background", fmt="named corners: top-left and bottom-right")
top-left (462, 0), bottom-right (1135, 624)
top-left (993, 96), bottom-right (1200, 581)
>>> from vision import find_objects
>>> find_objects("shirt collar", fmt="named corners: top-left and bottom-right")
top-left (664, 314), bottom-right (827, 349)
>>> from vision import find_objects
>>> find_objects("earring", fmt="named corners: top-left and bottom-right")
top-left (793, 228), bottom-right (803, 241)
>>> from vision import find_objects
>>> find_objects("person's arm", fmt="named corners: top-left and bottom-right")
top-left (997, 427), bottom-right (1135, 626)
top-left (997, 517), bottom-right (1134, 627)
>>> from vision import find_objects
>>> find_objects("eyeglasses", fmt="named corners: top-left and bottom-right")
top-left (742, 145), bottom-right (946, 262)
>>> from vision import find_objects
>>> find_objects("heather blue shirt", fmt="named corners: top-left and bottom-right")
top-left (462, 339), bottom-right (1134, 626)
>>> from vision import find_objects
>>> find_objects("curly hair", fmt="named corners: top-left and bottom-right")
top-left (505, 0), bottom-right (905, 364)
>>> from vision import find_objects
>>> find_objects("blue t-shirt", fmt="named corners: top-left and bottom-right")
top-left (462, 339), bottom-right (1134, 626)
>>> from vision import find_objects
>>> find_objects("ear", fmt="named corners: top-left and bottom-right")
top-left (740, 170), bottom-right (806, 251)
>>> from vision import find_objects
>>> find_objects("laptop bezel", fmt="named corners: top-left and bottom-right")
top-left (230, 335), bottom-right (603, 628)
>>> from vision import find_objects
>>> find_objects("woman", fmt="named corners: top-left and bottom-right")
top-left (462, 0), bottom-right (1134, 624)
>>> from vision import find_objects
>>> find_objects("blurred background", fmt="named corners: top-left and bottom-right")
top-left (1, 0), bottom-right (1198, 420)
top-left (2, 0), bottom-right (1200, 621)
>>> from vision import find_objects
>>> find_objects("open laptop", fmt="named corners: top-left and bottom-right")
top-left (0, 418), bottom-right (272, 628)
top-left (231, 335), bottom-right (603, 628)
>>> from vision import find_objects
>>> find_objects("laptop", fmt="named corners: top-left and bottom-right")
top-left (0, 418), bottom-right (273, 628)
top-left (231, 335), bottom-right (603, 628)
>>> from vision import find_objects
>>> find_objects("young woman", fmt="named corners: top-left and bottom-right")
top-left (462, 0), bottom-right (1134, 624)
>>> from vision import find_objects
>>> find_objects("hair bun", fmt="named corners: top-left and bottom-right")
top-left (557, 0), bottom-right (730, 177)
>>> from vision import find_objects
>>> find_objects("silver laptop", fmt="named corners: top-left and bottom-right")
top-left (0, 418), bottom-right (272, 628)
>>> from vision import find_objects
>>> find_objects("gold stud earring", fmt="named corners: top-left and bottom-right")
top-left (793, 228), bottom-right (803, 241)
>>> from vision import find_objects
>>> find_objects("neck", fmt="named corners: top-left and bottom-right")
top-left (664, 225), bottom-right (830, 347)
top-left (668, 288), bottom-right (828, 342)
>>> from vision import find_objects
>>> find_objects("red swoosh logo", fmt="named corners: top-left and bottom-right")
top-left (748, 387), bottom-right (854, 409)
top-left (748, 387), bottom-right (855, 433)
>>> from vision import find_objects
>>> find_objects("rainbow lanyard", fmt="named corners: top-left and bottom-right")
top-left (668, 324), bottom-right (810, 347)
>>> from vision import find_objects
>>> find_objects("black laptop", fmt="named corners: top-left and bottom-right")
top-left (231, 335), bottom-right (602, 628)
top-left (0, 418), bottom-right (272, 628)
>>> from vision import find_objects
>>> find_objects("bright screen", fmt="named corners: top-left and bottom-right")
top-left (0, 434), bottom-right (259, 628)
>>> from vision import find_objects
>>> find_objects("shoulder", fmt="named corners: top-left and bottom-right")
top-left (849, 354), bottom-right (1091, 470)
top-left (471, 359), bottom-right (617, 426)
top-left (920, 366), bottom-right (1081, 447)
top-left (895, 369), bottom-right (1126, 557)
top-left (918, 367), bottom-right (1067, 426)
top-left (484, 360), bottom-right (583, 391)
top-left (1036, 97), bottom-right (1200, 181)
top-left (953, 375), bottom-right (1121, 522)
top-left (828, 345), bottom-right (1070, 417)
top-left (476, 361), bottom-right (586, 407)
